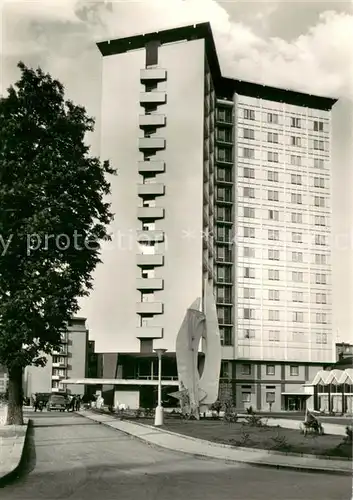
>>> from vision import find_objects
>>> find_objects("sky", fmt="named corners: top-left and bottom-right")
top-left (0, 0), bottom-right (352, 343)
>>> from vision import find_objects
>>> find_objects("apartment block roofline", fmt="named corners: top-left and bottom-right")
top-left (96, 21), bottom-right (337, 111)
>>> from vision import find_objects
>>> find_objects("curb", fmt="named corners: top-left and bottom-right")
top-left (0, 419), bottom-right (30, 488)
top-left (78, 412), bottom-right (352, 476)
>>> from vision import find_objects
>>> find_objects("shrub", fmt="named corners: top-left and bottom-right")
top-left (135, 408), bottom-right (142, 419)
top-left (210, 400), bottom-right (222, 416)
top-left (245, 413), bottom-right (263, 427)
top-left (270, 433), bottom-right (291, 451)
top-left (144, 408), bottom-right (154, 418)
top-left (223, 399), bottom-right (238, 423)
top-left (344, 425), bottom-right (353, 443)
top-left (239, 432), bottom-right (250, 446)
top-left (246, 406), bottom-right (254, 415)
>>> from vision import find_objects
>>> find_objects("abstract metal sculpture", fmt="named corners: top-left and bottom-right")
top-left (170, 281), bottom-right (221, 419)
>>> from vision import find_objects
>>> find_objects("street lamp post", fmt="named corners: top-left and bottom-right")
top-left (154, 348), bottom-right (167, 426)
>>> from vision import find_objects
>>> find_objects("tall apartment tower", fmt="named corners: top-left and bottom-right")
top-left (93, 23), bottom-right (337, 379)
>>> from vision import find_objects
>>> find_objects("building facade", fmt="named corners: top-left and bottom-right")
top-left (24, 317), bottom-right (90, 398)
top-left (88, 22), bottom-right (337, 410)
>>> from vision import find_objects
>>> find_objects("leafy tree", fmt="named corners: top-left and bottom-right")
top-left (0, 62), bottom-right (115, 425)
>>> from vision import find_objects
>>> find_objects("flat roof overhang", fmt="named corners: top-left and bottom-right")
top-left (61, 378), bottom-right (179, 386)
top-left (96, 21), bottom-right (337, 111)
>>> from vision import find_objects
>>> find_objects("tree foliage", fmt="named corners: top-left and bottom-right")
top-left (0, 62), bottom-right (115, 422)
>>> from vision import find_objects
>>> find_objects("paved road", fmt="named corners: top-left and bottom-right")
top-left (2, 412), bottom-right (352, 500)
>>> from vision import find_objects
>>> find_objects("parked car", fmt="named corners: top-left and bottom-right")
top-left (47, 394), bottom-right (67, 412)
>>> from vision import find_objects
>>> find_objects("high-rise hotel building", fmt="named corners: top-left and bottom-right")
top-left (91, 22), bottom-right (337, 411)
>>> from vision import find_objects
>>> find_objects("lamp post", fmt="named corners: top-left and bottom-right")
top-left (154, 348), bottom-right (167, 426)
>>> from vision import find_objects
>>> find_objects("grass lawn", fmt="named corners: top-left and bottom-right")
top-left (130, 417), bottom-right (352, 459)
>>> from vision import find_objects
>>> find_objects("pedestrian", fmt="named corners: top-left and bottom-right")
top-left (70, 395), bottom-right (76, 412)
top-left (75, 396), bottom-right (81, 412)
top-left (33, 393), bottom-right (38, 412)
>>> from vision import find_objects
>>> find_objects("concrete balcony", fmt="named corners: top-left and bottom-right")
top-left (138, 161), bottom-right (165, 173)
top-left (138, 137), bottom-right (165, 150)
top-left (138, 183), bottom-right (165, 196)
top-left (137, 230), bottom-right (164, 243)
top-left (136, 254), bottom-right (164, 267)
top-left (140, 92), bottom-right (166, 105)
top-left (139, 114), bottom-right (166, 128)
top-left (136, 302), bottom-right (163, 314)
top-left (140, 68), bottom-right (167, 81)
top-left (136, 326), bottom-right (163, 339)
top-left (137, 207), bottom-right (164, 220)
top-left (52, 374), bottom-right (66, 380)
top-left (52, 362), bottom-right (67, 368)
top-left (136, 278), bottom-right (164, 291)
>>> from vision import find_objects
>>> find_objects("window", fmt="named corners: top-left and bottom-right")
top-left (242, 392), bottom-right (251, 402)
top-left (266, 365), bottom-right (275, 375)
top-left (290, 365), bottom-right (299, 376)
top-left (314, 177), bottom-right (325, 188)
top-left (269, 330), bottom-right (280, 341)
top-left (292, 232), bottom-right (302, 244)
top-left (293, 291), bottom-right (303, 302)
top-left (268, 151), bottom-right (279, 163)
top-left (141, 269), bottom-right (154, 278)
top-left (291, 212), bottom-right (302, 224)
top-left (291, 136), bottom-right (301, 147)
top-left (217, 147), bottom-right (232, 162)
top-left (141, 315), bottom-right (153, 327)
top-left (315, 215), bottom-right (326, 226)
top-left (244, 308), bottom-right (255, 320)
top-left (243, 187), bottom-right (255, 198)
top-left (315, 273), bottom-right (327, 284)
top-left (244, 109), bottom-right (255, 120)
top-left (244, 247), bottom-right (255, 258)
top-left (220, 326), bottom-right (233, 346)
top-left (218, 108), bottom-right (232, 123)
top-left (244, 227), bottom-right (255, 238)
top-left (241, 364), bottom-right (251, 375)
top-left (244, 288), bottom-right (255, 299)
top-left (315, 234), bottom-right (326, 246)
top-left (314, 196), bottom-right (325, 207)
top-left (268, 249), bottom-right (280, 260)
top-left (244, 267), bottom-right (255, 279)
top-left (244, 207), bottom-right (255, 218)
top-left (316, 313), bottom-right (327, 324)
top-left (268, 209), bottom-right (279, 221)
top-left (141, 292), bottom-right (154, 303)
top-left (244, 128), bottom-right (255, 140)
top-left (314, 120), bottom-right (324, 132)
top-left (217, 128), bottom-right (232, 142)
top-left (244, 167), bottom-right (255, 178)
top-left (269, 289), bottom-right (280, 301)
top-left (243, 148), bottom-right (255, 159)
top-left (269, 269), bottom-right (279, 281)
top-left (291, 193), bottom-right (302, 204)
top-left (292, 251), bottom-right (303, 263)
top-left (268, 190), bottom-right (279, 202)
top-left (268, 230), bottom-right (279, 241)
top-left (315, 254), bottom-right (327, 265)
top-left (314, 158), bottom-right (324, 169)
top-left (291, 174), bottom-right (302, 185)
top-left (291, 155), bottom-right (301, 166)
top-left (316, 333), bottom-right (328, 344)
top-left (244, 329), bottom-right (255, 339)
top-left (314, 139), bottom-right (324, 151)
top-left (269, 310), bottom-right (279, 321)
top-left (293, 311), bottom-right (304, 323)
top-left (268, 170), bottom-right (279, 182)
top-left (142, 221), bottom-right (155, 231)
top-left (292, 271), bottom-right (303, 282)
top-left (268, 132), bottom-right (279, 143)
top-left (291, 117), bottom-right (301, 128)
top-left (316, 293), bottom-right (327, 304)
top-left (220, 361), bottom-right (230, 378)
top-left (267, 113), bottom-right (278, 124)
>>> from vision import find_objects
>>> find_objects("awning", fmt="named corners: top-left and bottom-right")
top-left (281, 392), bottom-right (311, 396)
top-left (61, 378), bottom-right (179, 387)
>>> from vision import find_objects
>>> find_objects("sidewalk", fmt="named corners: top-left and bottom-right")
top-left (0, 419), bottom-right (29, 484)
top-left (255, 417), bottom-right (347, 436)
top-left (78, 411), bottom-right (352, 476)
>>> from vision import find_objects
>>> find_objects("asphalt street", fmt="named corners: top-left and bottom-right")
top-left (1, 412), bottom-right (352, 500)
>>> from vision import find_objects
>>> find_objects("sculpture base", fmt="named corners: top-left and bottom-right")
top-left (154, 405), bottom-right (164, 426)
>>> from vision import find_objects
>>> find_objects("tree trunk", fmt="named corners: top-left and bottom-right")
top-left (6, 365), bottom-right (24, 425)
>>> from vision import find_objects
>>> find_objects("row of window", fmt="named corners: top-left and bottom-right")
top-left (242, 288), bottom-right (327, 303)
top-left (242, 148), bottom-right (327, 164)
top-left (243, 209), bottom-right (328, 226)
top-left (241, 330), bottom-right (328, 344)
top-left (242, 187), bottom-right (327, 207)
top-left (234, 362), bottom-right (301, 376)
top-left (241, 129), bottom-right (327, 149)
top-left (242, 109), bottom-right (325, 132)
top-left (242, 172), bottom-right (327, 187)
top-left (241, 247), bottom-right (328, 265)
top-left (242, 228), bottom-right (328, 246)
top-left (242, 308), bottom-right (329, 324)
top-left (244, 268), bottom-right (329, 283)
